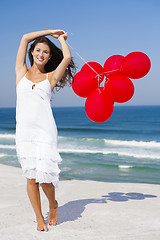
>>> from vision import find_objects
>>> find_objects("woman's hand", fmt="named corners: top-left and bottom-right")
top-left (50, 30), bottom-right (67, 39)
top-left (58, 32), bottom-right (68, 41)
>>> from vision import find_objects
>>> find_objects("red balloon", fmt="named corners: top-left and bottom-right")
top-left (81, 62), bottom-right (104, 82)
top-left (105, 74), bottom-right (134, 103)
top-left (72, 71), bottom-right (99, 98)
top-left (85, 87), bottom-right (114, 123)
top-left (104, 55), bottom-right (124, 77)
top-left (121, 51), bottom-right (151, 79)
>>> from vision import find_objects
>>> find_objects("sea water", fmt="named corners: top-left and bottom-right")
top-left (0, 106), bottom-right (160, 184)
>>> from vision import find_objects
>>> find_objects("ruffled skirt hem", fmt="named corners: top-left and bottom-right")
top-left (16, 141), bottom-right (62, 188)
top-left (23, 168), bottom-right (59, 188)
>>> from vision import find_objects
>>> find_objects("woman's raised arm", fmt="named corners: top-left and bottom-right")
top-left (49, 33), bottom-right (72, 90)
top-left (15, 30), bottom-right (66, 83)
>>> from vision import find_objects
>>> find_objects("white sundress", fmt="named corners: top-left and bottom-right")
top-left (15, 72), bottom-right (62, 188)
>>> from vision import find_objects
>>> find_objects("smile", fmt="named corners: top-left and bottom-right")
top-left (37, 58), bottom-right (44, 62)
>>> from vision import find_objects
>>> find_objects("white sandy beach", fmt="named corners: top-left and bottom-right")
top-left (0, 163), bottom-right (160, 240)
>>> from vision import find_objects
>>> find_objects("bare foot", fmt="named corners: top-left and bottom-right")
top-left (48, 200), bottom-right (58, 226)
top-left (37, 216), bottom-right (48, 232)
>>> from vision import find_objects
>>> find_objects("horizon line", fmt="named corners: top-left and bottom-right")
top-left (0, 104), bottom-right (160, 109)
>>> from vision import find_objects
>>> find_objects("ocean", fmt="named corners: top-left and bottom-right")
top-left (0, 106), bottom-right (160, 185)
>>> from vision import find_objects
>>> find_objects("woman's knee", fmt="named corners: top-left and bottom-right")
top-left (27, 178), bottom-right (37, 186)
top-left (40, 183), bottom-right (54, 190)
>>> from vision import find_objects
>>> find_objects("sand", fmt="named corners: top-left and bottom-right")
top-left (0, 163), bottom-right (160, 240)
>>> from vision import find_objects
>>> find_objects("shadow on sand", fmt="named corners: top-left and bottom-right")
top-left (45, 192), bottom-right (157, 225)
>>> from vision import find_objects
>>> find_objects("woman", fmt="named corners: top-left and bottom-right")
top-left (15, 30), bottom-right (76, 231)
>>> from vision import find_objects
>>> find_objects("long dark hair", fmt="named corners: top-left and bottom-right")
top-left (28, 36), bottom-right (76, 91)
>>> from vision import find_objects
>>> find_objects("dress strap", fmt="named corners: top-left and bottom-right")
top-left (24, 71), bottom-right (28, 77)
top-left (46, 73), bottom-right (49, 79)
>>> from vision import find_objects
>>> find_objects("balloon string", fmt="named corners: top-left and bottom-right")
top-left (67, 41), bottom-right (120, 87)
top-left (103, 69), bottom-right (121, 75)
top-left (98, 75), bottom-right (101, 88)
top-left (67, 42), bottom-right (101, 77)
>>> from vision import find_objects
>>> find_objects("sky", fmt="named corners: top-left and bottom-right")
top-left (0, 0), bottom-right (160, 107)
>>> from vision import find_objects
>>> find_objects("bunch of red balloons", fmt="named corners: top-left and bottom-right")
top-left (72, 51), bottom-right (151, 123)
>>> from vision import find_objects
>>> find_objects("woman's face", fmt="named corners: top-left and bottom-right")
top-left (32, 42), bottom-right (51, 66)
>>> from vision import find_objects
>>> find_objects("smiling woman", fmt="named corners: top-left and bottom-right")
top-left (32, 43), bottom-right (50, 64)
top-left (15, 30), bottom-right (76, 232)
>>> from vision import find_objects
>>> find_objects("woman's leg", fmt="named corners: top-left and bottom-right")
top-left (27, 178), bottom-right (48, 231)
top-left (40, 183), bottom-right (58, 226)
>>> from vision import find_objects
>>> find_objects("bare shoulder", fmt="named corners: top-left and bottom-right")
top-left (48, 70), bottom-right (56, 80)
top-left (48, 71), bottom-right (57, 92)
top-left (16, 66), bottom-right (28, 86)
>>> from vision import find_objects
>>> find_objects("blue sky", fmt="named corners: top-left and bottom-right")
top-left (0, 0), bottom-right (159, 107)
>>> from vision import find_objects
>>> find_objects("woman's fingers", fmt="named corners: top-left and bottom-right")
top-left (51, 30), bottom-right (66, 38)
top-left (58, 32), bottom-right (68, 40)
